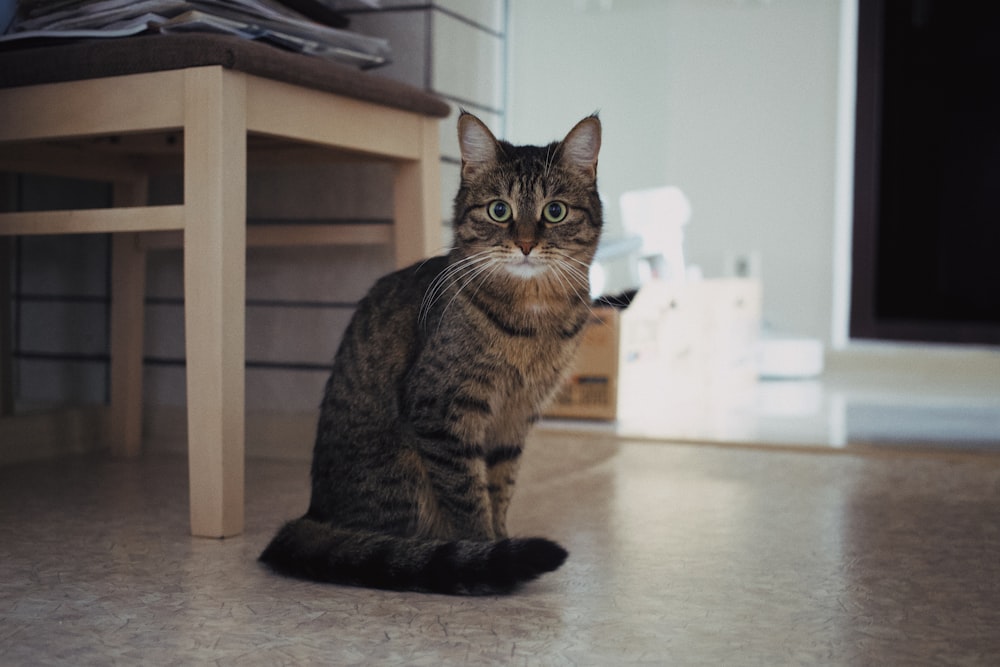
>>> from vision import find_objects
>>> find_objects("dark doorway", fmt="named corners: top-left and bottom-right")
top-left (851, 0), bottom-right (1000, 345)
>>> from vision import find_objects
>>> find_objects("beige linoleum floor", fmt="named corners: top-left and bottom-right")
top-left (2, 432), bottom-right (999, 665)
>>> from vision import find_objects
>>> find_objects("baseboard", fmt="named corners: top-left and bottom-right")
top-left (143, 406), bottom-right (317, 461)
top-left (826, 342), bottom-right (1000, 388)
top-left (0, 405), bottom-right (109, 465)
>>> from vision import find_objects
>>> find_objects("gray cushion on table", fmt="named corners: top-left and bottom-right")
top-left (0, 33), bottom-right (450, 118)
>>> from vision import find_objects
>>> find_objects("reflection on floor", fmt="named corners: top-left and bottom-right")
top-left (2, 432), bottom-right (999, 664)
top-left (543, 345), bottom-right (1000, 453)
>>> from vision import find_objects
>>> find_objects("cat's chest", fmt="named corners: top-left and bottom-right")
top-left (492, 332), bottom-right (580, 407)
top-left (479, 337), bottom-right (577, 445)
top-left (434, 311), bottom-right (584, 445)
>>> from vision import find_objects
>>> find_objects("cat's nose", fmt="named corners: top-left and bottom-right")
top-left (517, 240), bottom-right (536, 256)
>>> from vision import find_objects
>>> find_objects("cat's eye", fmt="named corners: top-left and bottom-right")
top-left (543, 201), bottom-right (568, 224)
top-left (487, 200), bottom-right (512, 223)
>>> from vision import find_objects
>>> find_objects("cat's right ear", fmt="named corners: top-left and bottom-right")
top-left (458, 111), bottom-right (499, 181)
top-left (559, 115), bottom-right (602, 181)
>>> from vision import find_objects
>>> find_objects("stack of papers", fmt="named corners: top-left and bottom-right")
top-left (2, 0), bottom-right (391, 69)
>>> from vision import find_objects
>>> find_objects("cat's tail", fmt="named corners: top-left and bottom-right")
top-left (258, 517), bottom-right (567, 595)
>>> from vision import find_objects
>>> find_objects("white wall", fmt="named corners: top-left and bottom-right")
top-left (508, 0), bottom-right (842, 344)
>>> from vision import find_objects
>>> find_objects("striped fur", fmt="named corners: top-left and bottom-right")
top-left (260, 113), bottom-right (602, 594)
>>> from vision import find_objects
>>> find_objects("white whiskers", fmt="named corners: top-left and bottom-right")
top-left (419, 244), bottom-right (600, 336)
top-left (546, 250), bottom-right (598, 318)
top-left (418, 248), bottom-right (497, 331)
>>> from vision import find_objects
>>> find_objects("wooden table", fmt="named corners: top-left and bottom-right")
top-left (0, 34), bottom-right (449, 537)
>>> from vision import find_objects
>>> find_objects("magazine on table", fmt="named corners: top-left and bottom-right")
top-left (0, 0), bottom-right (390, 69)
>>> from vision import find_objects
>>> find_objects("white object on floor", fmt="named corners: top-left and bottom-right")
top-left (756, 334), bottom-right (824, 379)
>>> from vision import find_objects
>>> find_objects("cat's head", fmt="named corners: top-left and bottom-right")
top-left (452, 112), bottom-right (603, 287)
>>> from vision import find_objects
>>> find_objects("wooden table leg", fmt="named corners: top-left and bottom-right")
top-left (182, 67), bottom-right (247, 538)
top-left (392, 116), bottom-right (442, 268)
top-left (109, 178), bottom-right (149, 457)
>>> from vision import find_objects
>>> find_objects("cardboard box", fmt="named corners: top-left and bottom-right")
top-left (545, 307), bottom-right (620, 420)
top-left (545, 279), bottom-right (761, 421)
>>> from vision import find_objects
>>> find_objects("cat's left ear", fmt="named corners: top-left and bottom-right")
top-left (458, 111), bottom-right (500, 181)
top-left (559, 115), bottom-right (601, 181)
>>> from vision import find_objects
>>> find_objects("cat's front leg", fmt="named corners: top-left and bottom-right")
top-left (410, 429), bottom-right (496, 540)
top-left (403, 346), bottom-right (503, 541)
top-left (484, 445), bottom-right (523, 538)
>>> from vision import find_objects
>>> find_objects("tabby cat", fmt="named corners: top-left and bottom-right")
top-left (259, 112), bottom-right (603, 594)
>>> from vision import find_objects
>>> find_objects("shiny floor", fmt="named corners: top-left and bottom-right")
top-left (546, 347), bottom-right (1000, 453)
top-left (2, 432), bottom-right (999, 665)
